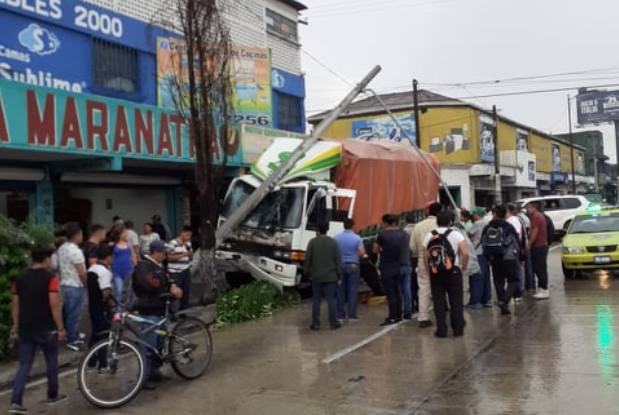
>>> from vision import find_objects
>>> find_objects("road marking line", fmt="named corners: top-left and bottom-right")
top-left (0, 368), bottom-right (77, 397)
top-left (550, 244), bottom-right (562, 252)
top-left (322, 315), bottom-right (415, 365)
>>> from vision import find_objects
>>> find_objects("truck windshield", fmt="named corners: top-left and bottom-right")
top-left (221, 180), bottom-right (305, 230)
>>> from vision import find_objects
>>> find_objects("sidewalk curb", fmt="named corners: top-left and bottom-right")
top-left (0, 305), bottom-right (216, 393)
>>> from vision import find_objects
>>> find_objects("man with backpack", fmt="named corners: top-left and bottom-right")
top-left (507, 204), bottom-right (527, 302)
top-left (410, 202), bottom-right (442, 328)
top-left (422, 211), bottom-right (468, 338)
top-left (375, 214), bottom-right (409, 326)
top-left (482, 205), bottom-right (522, 315)
top-left (527, 202), bottom-right (551, 300)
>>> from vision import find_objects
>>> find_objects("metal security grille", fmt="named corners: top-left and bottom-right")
top-left (586, 245), bottom-right (617, 253)
top-left (277, 93), bottom-right (301, 129)
top-left (92, 38), bottom-right (139, 93)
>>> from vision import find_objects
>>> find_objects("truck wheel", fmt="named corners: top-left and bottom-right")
top-left (562, 264), bottom-right (576, 281)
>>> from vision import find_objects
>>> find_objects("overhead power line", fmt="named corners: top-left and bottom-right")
top-left (424, 66), bottom-right (619, 87)
top-left (305, 0), bottom-right (444, 14)
top-left (305, 0), bottom-right (454, 19)
top-left (306, 82), bottom-right (619, 114)
top-left (301, 48), bottom-right (354, 87)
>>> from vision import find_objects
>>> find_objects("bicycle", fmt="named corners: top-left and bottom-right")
top-left (77, 294), bottom-right (213, 408)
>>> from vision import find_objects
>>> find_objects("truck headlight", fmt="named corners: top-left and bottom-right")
top-left (273, 250), bottom-right (289, 259)
top-left (563, 246), bottom-right (584, 254)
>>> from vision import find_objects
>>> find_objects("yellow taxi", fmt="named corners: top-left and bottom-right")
top-left (561, 208), bottom-right (619, 279)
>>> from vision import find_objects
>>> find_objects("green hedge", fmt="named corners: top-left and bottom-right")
top-left (215, 280), bottom-right (300, 327)
top-left (0, 216), bottom-right (54, 359)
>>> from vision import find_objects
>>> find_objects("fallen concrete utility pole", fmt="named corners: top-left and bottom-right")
top-left (216, 65), bottom-right (382, 241)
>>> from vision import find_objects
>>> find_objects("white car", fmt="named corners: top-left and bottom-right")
top-left (516, 195), bottom-right (590, 235)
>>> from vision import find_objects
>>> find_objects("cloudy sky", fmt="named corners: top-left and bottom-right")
top-left (299, 0), bottom-right (619, 161)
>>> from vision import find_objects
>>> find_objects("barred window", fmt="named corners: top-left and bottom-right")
top-left (265, 9), bottom-right (298, 43)
top-left (277, 93), bottom-right (302, 129)
top-left (92, 38), bottom-right (139, 93)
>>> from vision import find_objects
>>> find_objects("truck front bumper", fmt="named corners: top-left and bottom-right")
top-left (216, 250), bottom-right (300, 288)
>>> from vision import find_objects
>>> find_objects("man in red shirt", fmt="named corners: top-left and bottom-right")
top-left (527, 202), bottom-right (550, 300)
top-left (10, 246), bottom-right (67, 414)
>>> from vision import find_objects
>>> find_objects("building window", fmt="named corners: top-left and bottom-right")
top-left (266, 9), bottom-right (298, 43)
top-left (277, 93), bottom-right (301, 129)
top-left (92, 38), bottom-right (138, 93)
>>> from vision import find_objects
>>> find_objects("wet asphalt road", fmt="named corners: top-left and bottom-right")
top-left (3, 247), bottom-right (619, 415)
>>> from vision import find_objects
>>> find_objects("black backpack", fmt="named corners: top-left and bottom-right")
top-left (426, 229), bottom-right (456, 277)
top-left (482, 222), bottom-right (519, 262)
top-left (543, 213), bottom-right (555, 245)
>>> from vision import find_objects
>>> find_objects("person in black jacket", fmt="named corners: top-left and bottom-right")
top-left (132, 240), bottom-right (182, 389)
top-left (481, 205), bottom-right (521, 315)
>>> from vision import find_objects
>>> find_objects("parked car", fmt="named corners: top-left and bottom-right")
top-left (561, 209), bottom-right (619, 279)
top-left (516, 195), bottom-right (591, 236)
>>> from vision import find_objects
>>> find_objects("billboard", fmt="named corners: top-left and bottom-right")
top-left (351, 112), bottom-right (416, 142)
top-left (157, 37), bottom-right (273, 126)
top-left (576, 89), bottom-right (619, 124)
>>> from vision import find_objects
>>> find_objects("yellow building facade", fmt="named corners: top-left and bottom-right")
top-left (321, 105), bottom-right (580, 174)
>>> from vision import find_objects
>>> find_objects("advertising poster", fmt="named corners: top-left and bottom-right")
top-left (551, 142), bottom-right (561, 172)
top-left (351, 113), bottom-right (416, 143)
top-left (528, 161), bottom-right (536, 182)
top-left (240, 124), bottom-right (304, 165)
top-left (516, 128), bottom-right (528, 151)
top-left (576, 150), bottom-right (585, 175)
top-left (516, 151), bottom-right (536, 187)
top-left (479, 115), bottom-right (495, 162)
top-left (157, 37), bottom-right (273, 126)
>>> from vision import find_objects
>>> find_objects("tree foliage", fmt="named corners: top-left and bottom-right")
top-left (0, 216), bottom-right (54, 359)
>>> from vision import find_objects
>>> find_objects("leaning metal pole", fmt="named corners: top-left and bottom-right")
top-left (363, 88), bottom-right (462, 221)
top-left (216, 65), bottom-right (383, 242)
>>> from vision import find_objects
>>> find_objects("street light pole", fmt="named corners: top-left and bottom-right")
top-left (567, 95), bottom-right (577, 195)
top-left (413, 79), bottom-right (421, 147)
top-left (492, 105), bottom-right (502, 205)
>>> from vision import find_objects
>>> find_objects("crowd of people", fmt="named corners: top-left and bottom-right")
top-left (9, 215), bottom-right (195, 414)
top-left (304, 200), bottom-right (552, 338)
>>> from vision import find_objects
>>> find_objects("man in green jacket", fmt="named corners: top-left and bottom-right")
top-left (305, 222), bottom-right (343, 331)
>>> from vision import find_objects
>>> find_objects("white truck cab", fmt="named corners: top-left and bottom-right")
top-left (216, 139), bottom-right (356, 288)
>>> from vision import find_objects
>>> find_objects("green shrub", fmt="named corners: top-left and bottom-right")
top-left (0, 216), bottom-right (54, 359)
top-left (215, 280), bottom-right (300, 327)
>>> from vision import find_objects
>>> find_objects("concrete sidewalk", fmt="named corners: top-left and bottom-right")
top-left (0, 305), bottom-right (217, 391)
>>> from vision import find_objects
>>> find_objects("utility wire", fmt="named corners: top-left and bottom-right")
top-left (305, 0), bottom-right (446, 14)
top-left (306, 81), bottom-right (619, 114)
top-left (302, 48), bottom-right (354, 87)
top-left (306, 0), bottom-right (454, 19)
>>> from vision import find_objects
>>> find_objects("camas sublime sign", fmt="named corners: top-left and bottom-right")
top-left (0, 78), bottom-right (194, 161)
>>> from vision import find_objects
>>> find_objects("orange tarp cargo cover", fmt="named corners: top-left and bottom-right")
top-left (333, 139), bottom-right (440, 231)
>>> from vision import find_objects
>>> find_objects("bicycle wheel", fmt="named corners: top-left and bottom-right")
top-left (78, 338), bottom-right (146, 408)
top-left (170, 317), bottom-right (213, 379)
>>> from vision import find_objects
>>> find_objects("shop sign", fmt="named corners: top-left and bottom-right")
top-left (0, 0), bottom-right (166, 52)
top-left (157, 37), bottom-right (273, 127)
top-left (0, 78), bottom-right (194, 162)
top-left (0, 78), bottom-right (274, 167)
